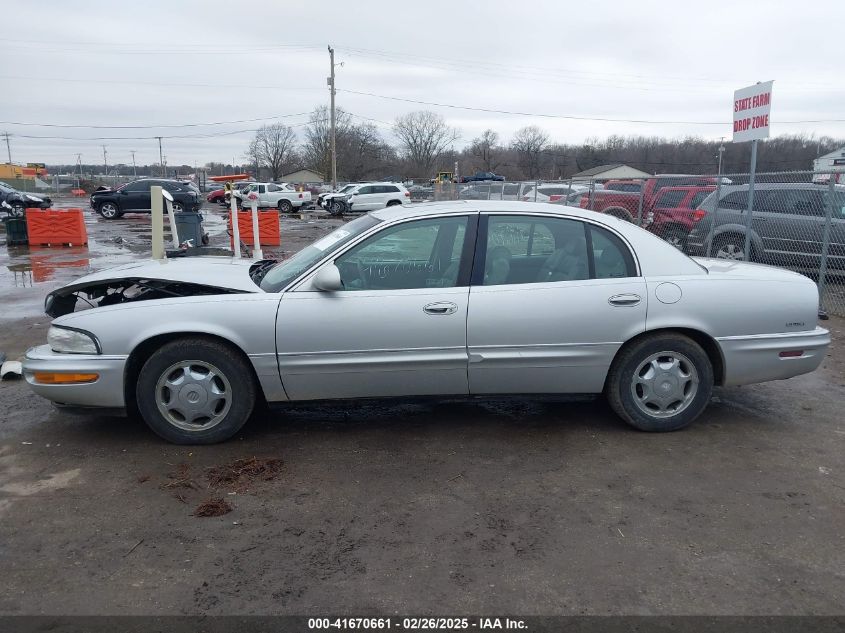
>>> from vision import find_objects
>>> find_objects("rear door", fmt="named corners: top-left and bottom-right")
top-left (467, 213), bottom-right (647, 394)
top-left (121, 180), bottom-right (153, 210)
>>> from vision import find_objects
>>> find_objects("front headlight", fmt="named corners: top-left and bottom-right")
top-left (48, 326), bottom-right (101, 354)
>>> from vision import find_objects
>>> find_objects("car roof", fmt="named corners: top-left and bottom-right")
top-left (717, 182), bottom-right (845, 192)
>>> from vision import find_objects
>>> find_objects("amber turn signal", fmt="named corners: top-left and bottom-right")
top-left (33, 372), bottom-right (99, 384)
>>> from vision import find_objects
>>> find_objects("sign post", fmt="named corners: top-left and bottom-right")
top-left (732, 80), bottom-right (773, 261)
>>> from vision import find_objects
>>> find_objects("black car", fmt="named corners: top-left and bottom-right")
top-left (461, 171), bottom-right (505, 183)
top-left (0, 181), bottom-right (52, 217)
top-left (90, 178), bottom-right (201, 219)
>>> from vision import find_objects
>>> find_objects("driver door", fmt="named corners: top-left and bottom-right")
top-left (121, 180), bottom-right (153, 210)
top-left (276, 214), bottom-right (476, 400)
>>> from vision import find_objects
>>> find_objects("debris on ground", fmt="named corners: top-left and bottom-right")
top-left (193, 498), bottom-right (233, 517)
top-left (205, 456), bottom-right (284, 492)
top-left (136, 474), bottom-right (150, 484)
top-left (161, 462), bottom-right (198, 490)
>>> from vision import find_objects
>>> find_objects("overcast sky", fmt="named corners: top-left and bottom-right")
top-left (2, 0), bottom-right (843, 169)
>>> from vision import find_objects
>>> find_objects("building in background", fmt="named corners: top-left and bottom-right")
top-left (279, 168), bottom-right (325, 184)
top-left (812, 147), bottom-right (845, 183)
top-left (570, 164), bottom-right (651, 182)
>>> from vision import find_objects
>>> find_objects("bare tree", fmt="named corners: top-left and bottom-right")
top-left (393, 111), bottom-right (459, 176)
top-left (470, 129), bottom-right (501, 172)
top-left (247, 123), bottom-right (297, 180)
top-left (511, 126), bottom-right (549, 179)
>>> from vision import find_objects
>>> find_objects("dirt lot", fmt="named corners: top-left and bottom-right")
top-left (0, 203), bottom-right (844, 615)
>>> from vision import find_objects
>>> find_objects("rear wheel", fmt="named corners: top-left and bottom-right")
top-left (606, 333), bottom-right (713, 432)
top-left (386, 200), bottom-right (402, 207)
top-left (98, 202), bottom-right (121, 219)
top-left (713, 235), bottom-right (750, 261)
top-left (604, 207), bottom-right (633, 222)
top-left (662, 227), bottom-right (688, 251)
top-left (135, 337), bottom-right (257, 444)
top-left (278, 199), bottom-right (293, 213)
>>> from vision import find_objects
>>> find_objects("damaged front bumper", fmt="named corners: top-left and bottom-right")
top-left (23, 344), bottom-right (128, 409)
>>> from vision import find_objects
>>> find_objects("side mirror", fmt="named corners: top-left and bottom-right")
top-left (312, 264), bottom-right (343, 292)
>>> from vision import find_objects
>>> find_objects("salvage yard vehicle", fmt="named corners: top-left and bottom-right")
top-left (346, 182), bottom-right (410, 212)
top-left (647, 185), bottom-right (715, 249)
top-left (206, 188), bottom-right (226, 204)
top-left (319, 183), bottom-right (360, 213)
top-left (23, 201), bottom-right (829, 445)
top-left (686, 183), bottom-right (845, 268)
top-left (90, 178), bottom-right (201, 219)
top-left (0, 180), bottom-right (52, 216)
top-left (233, 182), bottom-right (312, 213)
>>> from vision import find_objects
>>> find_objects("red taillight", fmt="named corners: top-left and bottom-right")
top-left (405, 191), bottom-right (410, 197)
top-left (779, 350), bottom-right (804, 358)
top-left (692, 209), bottom-right (706, 222)
top-left (548, 195), bottom-right (562, 202)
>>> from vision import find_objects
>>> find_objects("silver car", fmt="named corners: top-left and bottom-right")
top-left (23, 201), bottom-right (830, 444)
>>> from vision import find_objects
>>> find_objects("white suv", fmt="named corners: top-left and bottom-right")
top-left (347, 182), bottom-right (410, 212)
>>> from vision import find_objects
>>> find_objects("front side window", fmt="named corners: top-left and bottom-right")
top-left (356, 186), bottom-right (374, 195)
top-left (335, 216), bottom-right (469, 291)
top-left (481, 215), bottom-right (636, 286)
top-left (260, 214), bottom-right (381, 292)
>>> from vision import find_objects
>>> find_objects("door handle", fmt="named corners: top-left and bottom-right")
top-left (423, 301), bottom-right (458, 315)
top-left (608, 293), bottom-right (641, 307)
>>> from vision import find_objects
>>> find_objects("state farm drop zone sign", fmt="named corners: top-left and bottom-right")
top-left (733, 80), bottom-right (774, 142)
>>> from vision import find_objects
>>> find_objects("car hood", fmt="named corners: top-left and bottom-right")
top-left (52, 257), bottom-right (262, 297)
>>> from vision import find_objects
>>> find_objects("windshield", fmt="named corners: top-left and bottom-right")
top-left (259, 214), bottom-right (382, 292)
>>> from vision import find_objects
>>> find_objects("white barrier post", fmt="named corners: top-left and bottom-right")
top-left (151, 185), bottom-right (165, 260)
top-left (230, 193), bottom-right (241, 258)
top-left (250, 196), bottom-right (262, 260)
top-left (163, 191), bottom-right (179, 249)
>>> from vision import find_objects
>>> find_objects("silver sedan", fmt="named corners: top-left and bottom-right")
top-left (23, 201), bottom-right (830, 444)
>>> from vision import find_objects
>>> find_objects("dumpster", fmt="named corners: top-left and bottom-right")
top-left (173, 212), bottom-right (205, 247)
top-left (3, 217), bottom-right (28, 246)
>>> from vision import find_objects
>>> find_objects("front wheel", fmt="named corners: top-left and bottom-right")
top-left (328, 200), bottom-right (345, 215)
top-left (98, 202), bottom-right (121, 219)
top-left (606, 333), bottom-right (713, 432)
top-left (278, 199), bottom-right (293, 213)
top-left (135, 337), bottom-right (257, 444)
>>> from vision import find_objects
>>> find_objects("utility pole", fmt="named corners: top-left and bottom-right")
top-left (328, 45), bottom-right (337, 190)
top-left (102, 145), bottom-right (108, 176)
top-left (717, 137), bottom-right (725, 175)
top-left (75, 153), bottom-right (82, 185)
top-left (130, 150), bottom-right (137, 178)
top-left (3, 132), bottom-right (11, 164)
top-left (156, 137), bottom-right (164, 177)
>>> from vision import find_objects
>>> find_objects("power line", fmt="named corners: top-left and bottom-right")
top-left (0, 112), bottom-right (312, 129)
top-left (337, 88), bottom-right (845, 125)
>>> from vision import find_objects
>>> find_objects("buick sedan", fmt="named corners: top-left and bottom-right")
top-left (23, 201), bottom-right (830, 444)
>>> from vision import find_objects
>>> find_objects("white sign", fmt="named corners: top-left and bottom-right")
top-left (733, 80), bottom-right (773, 142)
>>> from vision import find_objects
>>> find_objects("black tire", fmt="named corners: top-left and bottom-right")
top-left (135, 337), bottom-right (257, 444)
top-left (98, 201), bottom-right (122, 219)
top-left (606, 333), bottom-right (713, 432)
top-left (604, 207), bottom-right (633, 222)
top-left (386, 199), bottom-right (402, 207)
top-left (713, 234), bottom-right (751, 261)
top-left (278, 199), bottom-right (293, 213)
top-left (328, 200), bottom-right (345, 215)
top-left (662, 227), bottom-right (688, 251)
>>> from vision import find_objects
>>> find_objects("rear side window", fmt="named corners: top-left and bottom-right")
top-left (655, 190), bottom-right (688, 208)
top-left (385, 185), bottom-right (400, 193)
top-left (589, 225), bottom-right (637, 279)
top-left (763, 189), bottom-right (826, 217)
top-left (690, 191), bottom-right (710, 208)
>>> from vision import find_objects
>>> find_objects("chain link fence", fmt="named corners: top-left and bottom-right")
top-left (409, 171), bottom-right (845, 316)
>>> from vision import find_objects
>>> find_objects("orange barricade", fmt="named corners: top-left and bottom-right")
top-left (70, 189), bottom-right (86, 197)
top-left (25, 208), bottom-right (88, 246)
top-left (228, 211), bottom-right (280, 246)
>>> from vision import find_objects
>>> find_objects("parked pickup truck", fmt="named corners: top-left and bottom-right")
top-left (461, 171), bottom-right (505, 183)
top-left (233, 182), bottom-right (312, 213)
